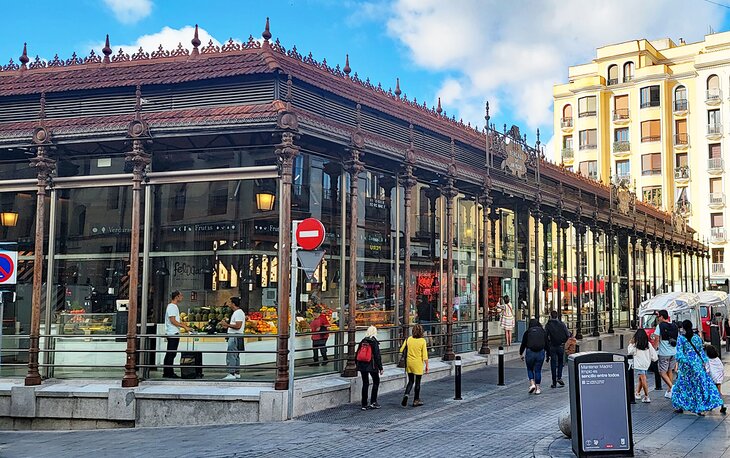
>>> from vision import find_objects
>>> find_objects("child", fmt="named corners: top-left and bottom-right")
top-left (705, 344), bottom-right (727, 415)
top-left (628, 328), bottom-right (658, 403)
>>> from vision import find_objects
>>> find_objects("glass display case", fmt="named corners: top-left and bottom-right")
top-left (58, 312), bottom-right (117, 335)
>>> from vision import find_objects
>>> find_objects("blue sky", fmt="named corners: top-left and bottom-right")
top-left (2, 0), bottom-right (730, 156)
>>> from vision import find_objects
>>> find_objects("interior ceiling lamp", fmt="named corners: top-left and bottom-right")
top-left (256, 190), bottom-right (276, 212)
top-left (0, 211), bottom-right (18, 227)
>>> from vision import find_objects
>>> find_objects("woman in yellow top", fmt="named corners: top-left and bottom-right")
top-left (399, 324), bottom-right (429, 407)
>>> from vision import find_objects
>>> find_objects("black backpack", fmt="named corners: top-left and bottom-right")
top-left (526, 327), bottom-right (546, 351)
top-left (659, 322), bottom-right (678, 347)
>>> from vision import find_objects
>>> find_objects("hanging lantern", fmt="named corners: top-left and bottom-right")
top-left (255, 191), bottom-right (276, 212)
top-left (0, 211), bottom-right (18, 227)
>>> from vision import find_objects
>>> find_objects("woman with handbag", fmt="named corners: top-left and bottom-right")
top-left (399, 324), bottom-right (429, 407)
top-left (671, 320), bottom-right (723, 415)
top-left (498, 295), bottom-right (515, 346)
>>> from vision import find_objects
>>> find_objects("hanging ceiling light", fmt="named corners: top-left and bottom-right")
top-left (0, 211), bottom-right (18, 227)
top-left (256, 190), bottom-right (276, 212)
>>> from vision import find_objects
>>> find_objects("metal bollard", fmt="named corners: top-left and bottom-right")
top-left (498, 346), bottom-right (505, 386)
top-left (620, 334), bottom-right (624, 350)
top-left (454, 356), bottom-right (462, 400)
top-left (627, 355), bottom-right (636, 405)
top-left (653, 362), bottom-right (663, 391)
top-left (575, 344), bottom-right (580, 354)
top-left (597, 339), bottom-right (602, 351)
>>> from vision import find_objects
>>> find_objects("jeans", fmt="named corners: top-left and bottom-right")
top-left (312, 339), bottom-right (328, 362)
top-left (226, 337), bottom-right (243, 375)
top-left (163, 336), bottom-right (180, 376)
top-left (548, 345), bottom-right (565, 384)
top-left (525, 349), bottom-right (545, 385)
top-left (404, 373), bottom-right (422, 400)
top-left (360, 370), bottom-right (380, 406)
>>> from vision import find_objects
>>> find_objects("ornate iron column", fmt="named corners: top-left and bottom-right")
top-left (690, 250), bottom-right (696, 293)
top-left (607, 228), bottom-right (615, 333)
top-left (442, 156), bottom-right (458, 362)
top-left (661, 243), bottom-right (667, 294)
top-left (561, 219), bottom-right (569, 322)
top-left (575, 223), bottom-right (584, 340)
top-left (642, 238), bottom-right (648, 301)
top-left (274, 78), bottom-right (300, 390)
top-left (591, 226), bottom-right (599, 336)
top-left (696, 249), bottom-right (701, 292)
top-left (401, 126), bottom-right (417, 340)
top-left (630, 233), bottom-right (638, 329)
top-left (341, 108), bottom-right (365, 378)
top-left (682, 249), bottom-right (688, 292)
top-left (479, 176), bottom-right (492, 354)
top-left (25, 94), bottom-right (55, 387)
top-left (556, 216), bottom-right (563, 320)
top-left (651, 239), bottom-right (658, 297)
top-left (122, 86), bottom-right (151, 388)
top-left (532, 204), bottom-right (541, 321)
top-left (542, 215), bottom-right (551, 317)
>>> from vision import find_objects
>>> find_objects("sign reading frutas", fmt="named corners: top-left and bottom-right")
top-left (502, 140), bottom-right (528, 178)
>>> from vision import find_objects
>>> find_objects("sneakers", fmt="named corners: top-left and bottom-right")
top-left (234, 373), bottom-right (241, 379)
top-left (535, 387), bottom-right (542, 395)
top-left (528, 383), bottom-right (536, 394)
top-left (556, 379), bottom-right (565, 387)
top-left (550, 383), bottom-right (557, 389)
top-left (720, 405), bottom-right (727, 415)
top-left (642, 396), bottom-right (651, 403)
top-left (222, 374), bottom-right (236, 381)
top-left (664, 390), bottom-right (672, 399)
top-left (369, 402), bottom-right (381, 409)
top-left (361, 406), bottom-right (369, 411)
top-left (413, 399), bottom-right (424, 407)
top-left (401, 395), bottom-right (409, 407)
top-left (634, 392), bottom-right (642, 400)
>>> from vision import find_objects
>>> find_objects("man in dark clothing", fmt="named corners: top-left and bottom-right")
top-left (416, 296), bottom-right (438, 333)
top-left (519, 319), bottom-right (550, 394)
top-left (544, 310), bottom-right (570, 388)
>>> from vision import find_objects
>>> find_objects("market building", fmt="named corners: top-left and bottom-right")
top-left (0, 20), bottom-right (707, 397)
top-left (553, 31), bottom-right (730, 292)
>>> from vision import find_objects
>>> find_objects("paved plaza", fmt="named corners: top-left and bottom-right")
top-left (0, 352), bottom-right (728, 458)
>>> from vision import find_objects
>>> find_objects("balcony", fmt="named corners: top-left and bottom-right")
top-left (614, 173), bottom-right (631, 186)
top-left (707, 123), bottom-right (722, 140)
top-left (708, 157), bottom-right (724, 173)
top-left (711, 227), bottom-right (727, 243)
top-left (560, 117), bottom-right (573, 131)
top-left (709, 192), bottom-right (726, 208)
top-left (706, 88), bottom-right (722, 105)
top-left (579, 143), bottom-right (597, 151)
top-left (640, 100), bottom-right (660, 109)
top-left (607, 78), bottom-right (619, 86)
top-left (674, 166), bottom-right (690, 182)
top-left (611, 141), bottom-right (630, 158)
top-left (578, 110), bottom-right (596, 118)
top-left (623, 75), bottom-right (633, 83)
top-left (673, 99), bottom-right (689, 114)
top-left (673, 133), bottom-right (689, 148)
top-left (561, 147), bottom-right (574, 163)
top-left (612, 109), bottom-right (630, 124)
top-left (676, 201), bottom-right (692, 216)
top-left (712, 263), bottom-right (725, 275)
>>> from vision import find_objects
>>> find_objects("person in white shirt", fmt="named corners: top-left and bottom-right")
top-left (163, 290), bottom-right (191, 378)
top-left (704, 344), bottom-right (727, 414)
top-left (220, 297), bottom-right (245, 380)
top-left (628, 328), bottom-right (658, 403)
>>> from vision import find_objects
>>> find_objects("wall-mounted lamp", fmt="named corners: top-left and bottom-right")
top-left (0, 211), bottom-right (18, 227)
top-left (256, 191), bottom-right (276, 212)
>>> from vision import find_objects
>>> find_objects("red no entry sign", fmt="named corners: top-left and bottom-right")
top-left (295, 218), bottom-right (326, 250)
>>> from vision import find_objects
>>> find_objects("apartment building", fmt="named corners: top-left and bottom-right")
top-left (553, 32), bottom-right (730, 291)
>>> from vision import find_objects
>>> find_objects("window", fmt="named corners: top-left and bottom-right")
top-left (562, 136), bottom-right (573, 148)
top-left (562, 104), bottom-right (573, 119)
top-left (708, 109), bottom-right (721, 126)
top-left (579, 160), bottom-right (598, 179)
top-left (642, 186), bottom-right (662, 207)
top-left (640, 85), bottom-right (660, 108)
top-left (623, 62), bottom-right (634, 83)
top-left (614, 95), bottom-right (629, 119)
top-left (579, 129), bottom-right (597, 149)
top-left (641, 120), bottom-right (661, 142)
top-left (614, 128), bottom-right (629, 142)
top-left (708, 74), bottom-right (720, 90)
top-left (674, 85), bottom-right (687, 111)
top-left (578, 96), bottom-right (596, 117)
top-left (710, 177), bottom-right (723, 193)
top-left (615, 160), bottom-right (630, 176)
top-left (711, 212), bottom-right (724, 228)
top-left (712, 248), bottom-right (724, 264)
top-left (641, 153), bottom-right (662, 175)
top-left (607, 65), bottom-right (618, 85)
top-left (208, 182), bottom-right (229, 216)
top-left (675, 153), bottom-right (688, 168)
top-left (675, 119), bottom-right (687, 145)
top-left (710, 143), bottom-right (721, 159)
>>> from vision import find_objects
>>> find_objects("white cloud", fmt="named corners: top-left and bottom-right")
top-left (386, 0), bottom-right (725, 135)
top-left (92, 25), bottom-right (223, 56)
top-left (103, 0), bottom-right (153, 24)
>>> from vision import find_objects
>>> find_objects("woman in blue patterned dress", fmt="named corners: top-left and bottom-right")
top-left (671, 320), bottom-right (724, 415)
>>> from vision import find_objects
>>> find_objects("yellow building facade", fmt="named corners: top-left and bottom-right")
top-left (554, 32), bottom-right (730, 290)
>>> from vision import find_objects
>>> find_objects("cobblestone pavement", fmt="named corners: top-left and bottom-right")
top-left (0, 355), bottom-right (728, 458)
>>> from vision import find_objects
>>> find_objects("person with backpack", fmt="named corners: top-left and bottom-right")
top-left (356, 325), bottom-right (383, 410)
top-left (671, 320), bottom-right (724, 415)
top-left (650, 310), bottom-right (678, 399)
top-left (628, 328), bottom-right (658, 403)
top-left (545, 310), bottom-right (570, 388)
top-left (519, 318), bottom-right (549, 395)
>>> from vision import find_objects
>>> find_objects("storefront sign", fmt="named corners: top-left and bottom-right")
top-left (489, 267), bottom-right (515, 278)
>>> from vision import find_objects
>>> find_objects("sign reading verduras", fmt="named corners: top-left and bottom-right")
top-left (578, 361), bottom-right (631, 453)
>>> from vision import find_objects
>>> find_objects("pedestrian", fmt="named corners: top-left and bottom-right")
top-left (671, 320), bottom-right (724, 415)
top-left (219, 297), bottom-right (245, 380)
top-left (356, 325), bottom-right (384, 411)
top-left (704, 344), bottom-right (727, 414)
top-left (163, 290), bottom-right (191, 378)
top-left (519, 318), bottom-right (549, 395)
top-left (400, 324), bottom-right (429, 407)
top-left (309, 306), bottom-right (330, 365)
top-left (498, 295), bottom-right (515, 346)
top-left (416, 295), bottom-right (438, 338)
top-left (650, 310), bottom-right (678, 399)
top-left (628, 328), bottom-right (658, 403)
top-left (545, 310), bottom-right (570, 388)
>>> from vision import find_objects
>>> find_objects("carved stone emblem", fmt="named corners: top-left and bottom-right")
top-left (502, 140), bottom-right (527, 178)
top-left (615, 186), bottom-right (630, 216)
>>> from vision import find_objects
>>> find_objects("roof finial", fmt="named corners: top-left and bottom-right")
top-left (436, 97), bottom-right (442, 115)
top-left (536, 128), bottom-right (541, 148)
top-left (395, 78), bottom-right (401, 97)
top-left (262, 17), bottom-right (272, 44)
top-left (285, 74), bottom-right (293, 110)
top-left (191, 24), bottom-right (201, 56)
top-left (135, 84), bottom-right (142, 119)
top-left (343, 54), bottom-right (351, 77)
top-left (484, 101), bottom-right (490, 126)
top-left (39, 92), bottom-right (46, 122)
top-left (19, 43), bottom-right (29, 70)
top-left (102, 35), bottom-right (112, 63)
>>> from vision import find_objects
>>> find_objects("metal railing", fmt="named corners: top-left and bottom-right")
top-left (712, 263), bottom-right (725, 275)
top-left (588, 171), bottom-right (598, 181)
top-left (623, 75), bottom-right (633, 83)
top-left (708, 123), bottom-right (723, 136)
top-left (579, 143), bottom-right (597, 150)
top-left (710, 192), bottom-right (726, 206)
top-left (578, 110), bottom-right (596, 118)
top-left (561, 117), bottom-right (573, 128)
top-left (641, 135), bottom-right (660, 142)
top-left (674, 99), bottom-right (688, 112)
top-left (613, 140), bottom-right (630, 152)
top-left (612, 108), bottom-right (629, 121)
top-left (614, 173), bottom-right (631, 185)
top-left (673, 133), bottom-right (689, 146)
top-left (676, 201), bottom-right (691, 216)
top-left (673, 166), bottom-right (690, 180)
top-left (561, 147), bottom-right (574, 160)
top-left (706, 88), bottom-right (722, 102)
top-left (711, 227), bottom-right (727, 243)
top-left (607, 78), bottom-right (619, 86)
top-left (640, 100), bottom-right (660, 109)
top-left (708, 157), bottom-right (724, 171)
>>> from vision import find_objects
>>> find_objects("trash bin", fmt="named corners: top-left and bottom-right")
top-left (568, 351), bottom-right (634, 457)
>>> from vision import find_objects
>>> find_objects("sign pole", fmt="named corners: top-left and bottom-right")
top-left (287, 221), bottom-right (300, 420)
